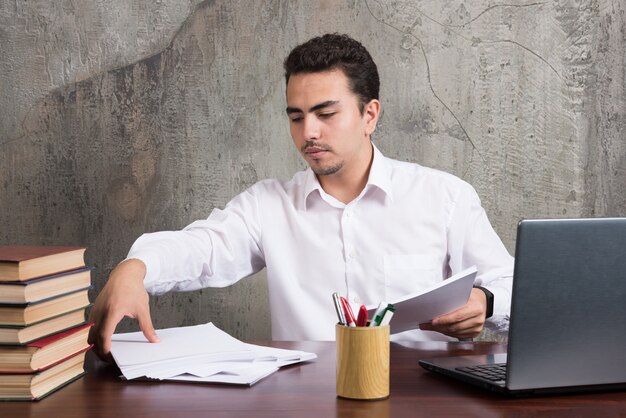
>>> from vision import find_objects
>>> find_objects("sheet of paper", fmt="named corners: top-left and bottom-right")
top-left (117, 351), bottom-right (255, 380)
top-left (110, 322), bottom-right (317, 385)
top-left (367, 265), bottom-right (478, 334)
top-left (165, 364), bottom-right (279, 386)
top-left (241, 343), bottom-right (318, 362)
top-left (120, 348), bottom-right (317, 380)
top-left (180, 361), bottom-right (260, 379)
top-left (110, 323), bottom-right (251, 366)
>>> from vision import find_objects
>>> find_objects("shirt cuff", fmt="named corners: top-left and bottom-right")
top-left (126, 244), bottom-right (163, 295)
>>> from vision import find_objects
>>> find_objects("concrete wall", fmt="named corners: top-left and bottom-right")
top-left (1, 0), bottom-right (624, 339)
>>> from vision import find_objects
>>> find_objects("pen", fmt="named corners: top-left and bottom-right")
top-left (340, 296), bottom-right (357, 327)
top-left (378, 304), bottom-right (396, 326)
top-left (369, 301), bottom-right (388, 327)
top-left (332, 292), bottom-right (346, 325)
top-left (356, 305), bottom-right (368, 327)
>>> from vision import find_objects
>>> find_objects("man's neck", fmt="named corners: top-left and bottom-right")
top-left (318, 142), bottom-right (374, 204)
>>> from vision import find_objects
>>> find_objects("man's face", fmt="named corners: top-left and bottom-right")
top-left (286, 70), bottom-right (378, 178)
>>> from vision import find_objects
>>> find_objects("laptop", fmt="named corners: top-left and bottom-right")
top-left (419, 218), bottom-right (626, 396)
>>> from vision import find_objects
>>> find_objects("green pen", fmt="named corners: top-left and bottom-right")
top-left (370, 301), bottom-right (390, 327)
top-left (379, 305), bottom-right (396, 326)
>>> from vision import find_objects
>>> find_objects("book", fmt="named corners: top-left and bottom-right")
top-left (366, 265), bottom-right (478, 334)
top-left (0, 323), bottom-right (92, 373)
top-left (0, 289), bottom-right (90, 326)
top-left (0, 267), bottom-right (92, 304)
top-left (0, 309), bottom-right (87, 345)
top-left (0, 246), bottom-right (86, 282)
top-left (0, 351), bottom-right (87, 400)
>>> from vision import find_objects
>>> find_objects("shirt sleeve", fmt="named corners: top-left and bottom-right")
top-left (125, 186), bottom-right (266, 295)
top-left (446, 182), bottom-right (514, 336)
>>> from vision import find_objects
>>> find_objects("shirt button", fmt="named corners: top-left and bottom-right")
top-left (353, 296), bottom-right (361, 304)
top-left (345, 211), bottom-right (352, 218)
top-left (349, 251), bottom-right (356, 259)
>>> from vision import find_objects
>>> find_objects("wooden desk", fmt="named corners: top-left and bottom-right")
top-left (2, 341), bottom-right (626, 417)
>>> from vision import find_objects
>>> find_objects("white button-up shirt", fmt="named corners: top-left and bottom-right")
top-left (127, 144), bottom-right (513, 341)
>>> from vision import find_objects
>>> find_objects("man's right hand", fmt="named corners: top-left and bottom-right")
top-left (88, 258), bottom-right (160, 361)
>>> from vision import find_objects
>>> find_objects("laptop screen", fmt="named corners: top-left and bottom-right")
top-left (506, 218), bottom-right (626, 390)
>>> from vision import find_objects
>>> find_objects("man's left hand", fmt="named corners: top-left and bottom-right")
top-left (419, 288), bottom-right (487, 339)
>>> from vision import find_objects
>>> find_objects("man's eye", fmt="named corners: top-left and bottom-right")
top-left (319, 113), bottom-right (335, 119)
top-left (290, 116), bottom-right (303, 123)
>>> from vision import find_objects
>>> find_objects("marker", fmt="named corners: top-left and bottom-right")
top-left (340, 296), bottom-right (357, 327)
top-left (369, 301), bottom-right (388, 327)
top-left (356, 305), bottom-right (368, 327)
top-left (378, 305), bottom-right (395, 326)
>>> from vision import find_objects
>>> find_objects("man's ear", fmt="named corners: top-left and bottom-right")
top-left (363, 99), bottom-right (381, 136)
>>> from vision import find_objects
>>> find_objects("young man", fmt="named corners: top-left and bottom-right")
top-left (90, 34), bottom-right (513, 359)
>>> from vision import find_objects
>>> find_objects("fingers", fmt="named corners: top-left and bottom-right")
top-left (90, 306), bottom-right (158, 362)
top-left (421, 317), bottom-right (484, 339)
top-left (431, 308), bottom-right (478, 328)
top-left (98, 310), bottom-right (124, 358)
top-left (90, 305), bottom-right (159, 361)
top-left (421, 297), bottom-right (487, 338)
top-left (137, 305), bottom-right (160, 343)
top-left (88, 259), bottom-right (157, 361)
top-left (89, 306), bottom-right (124, 361)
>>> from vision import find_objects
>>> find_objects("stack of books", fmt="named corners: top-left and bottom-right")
top-left (0, 246), bottom-right (93, 401)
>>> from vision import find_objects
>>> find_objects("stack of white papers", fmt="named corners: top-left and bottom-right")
top-left (367, 265), bottom-right (478, 334)
top-left (110, 322), bottom-right (317, 386)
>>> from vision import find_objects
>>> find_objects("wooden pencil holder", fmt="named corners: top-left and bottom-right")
top-left (335, 324), bottom-right (390, 400)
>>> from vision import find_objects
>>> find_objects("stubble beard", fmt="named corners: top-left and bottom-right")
top-left (302, 142), bottom-right (344, 176)
top-left (311, 161), bottom-right (344, 176)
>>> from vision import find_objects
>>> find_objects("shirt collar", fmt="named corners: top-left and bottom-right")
top-left (367, 143), bottom-right (394, 201)
top-left (302, 142), bottom-right (394, 209)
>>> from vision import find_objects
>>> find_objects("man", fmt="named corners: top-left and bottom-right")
top-left (90, 33), bottom-right (513, 359)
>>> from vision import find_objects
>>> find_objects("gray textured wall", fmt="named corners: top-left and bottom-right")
top-left (1, 0), bottom-right (624, 340)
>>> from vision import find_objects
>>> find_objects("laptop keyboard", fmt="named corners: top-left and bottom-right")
top-left (457, 363), bottom-right (507, 382)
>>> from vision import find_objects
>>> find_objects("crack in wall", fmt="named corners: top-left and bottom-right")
top-left (363, 0), bottom-right (574, 177)
top-left (417, 2), bottom-right (548, 28)
top-left (364, 0), bottom-right (484, 167)
top-left (482, 38), bottom-right (565, 82)
top-left (409, 1), bottom-right (565, 81)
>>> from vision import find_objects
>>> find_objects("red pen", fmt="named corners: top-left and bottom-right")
top-left (340, 296), bottom-right (357, 327)
top-left (356, 305), bottom-right (368, 327)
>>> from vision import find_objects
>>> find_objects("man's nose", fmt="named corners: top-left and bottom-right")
top-left (303, 116), bottom-right (321, 140)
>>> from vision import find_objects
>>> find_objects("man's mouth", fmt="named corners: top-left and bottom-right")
top-left (303, 144), bottom-right (330, 159)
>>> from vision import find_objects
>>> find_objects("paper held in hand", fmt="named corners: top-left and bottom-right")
top-left (110, 322), bottom-right (317, 386)
top-left (367, 265), bottom-right (478, 334)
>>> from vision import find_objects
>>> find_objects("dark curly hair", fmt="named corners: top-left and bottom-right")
top-left (283, 33), bottom-right (380, 114)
